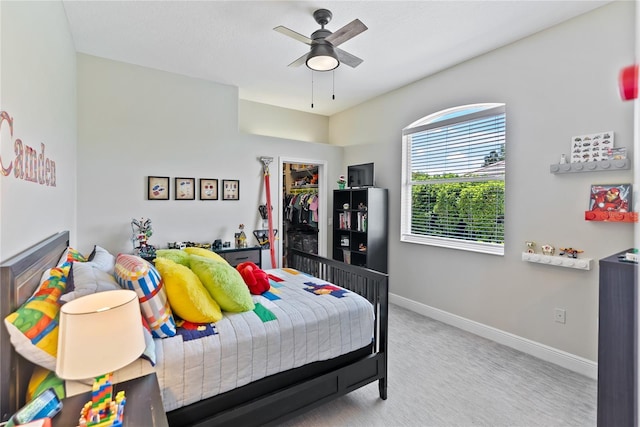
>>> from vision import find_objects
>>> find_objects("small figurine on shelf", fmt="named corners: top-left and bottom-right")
top-left (541, 244), bottom-right (555, 256)
top-left (525, 241), bottom-right (536, 254)
top-left (235, 224), bottom-right (248, 249)
top-left (337, 175), bottom-right (346, 190)
top-left (559, 247), bottom-right (584, 258)
top-left (131, 217), bottom-right (156, 260)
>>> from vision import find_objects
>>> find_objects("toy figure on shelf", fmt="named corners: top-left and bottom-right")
top-left (559, 247), bottom-right (584, 258)
top-left (541, 244), bottom-right (555, 256)
top-left (235, 224), bottom-right (247, 248)
top-left (337, 175), bottom-right (346, 190)
top-left (525, 241), bottom-right (536, 254)
top-left (131, 217), bottom-right (156, 260)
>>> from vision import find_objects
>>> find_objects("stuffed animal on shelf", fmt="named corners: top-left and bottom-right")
top-left (236, 261), bottom-right (270, 295)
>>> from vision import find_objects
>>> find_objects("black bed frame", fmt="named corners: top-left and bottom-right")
top-left (167, 249), bottom-right (389, 426)
top-left (0, 234), bottom-right (388, 426)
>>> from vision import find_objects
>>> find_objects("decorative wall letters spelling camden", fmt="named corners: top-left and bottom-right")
top-left (0, 111), bottom-right (57, 186)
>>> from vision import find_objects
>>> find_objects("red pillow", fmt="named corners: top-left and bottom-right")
top-left (236, 262), bottom-right (270, 295)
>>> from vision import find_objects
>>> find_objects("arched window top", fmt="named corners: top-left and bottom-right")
top-left (404, 103), bottom-right (505, 135)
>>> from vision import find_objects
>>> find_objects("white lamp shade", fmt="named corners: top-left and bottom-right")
top-left (56, 289), bottom-right (145, 380)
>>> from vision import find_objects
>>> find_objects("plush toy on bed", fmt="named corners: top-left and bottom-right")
top-left (236, 262), bottom-right (270, 295)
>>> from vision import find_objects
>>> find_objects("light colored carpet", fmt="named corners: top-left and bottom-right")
top-left (280, 303), bottom-right (596, 427)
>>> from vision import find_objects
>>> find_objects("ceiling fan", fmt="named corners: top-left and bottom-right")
top-left (274, 9), bottom-right (368, 72)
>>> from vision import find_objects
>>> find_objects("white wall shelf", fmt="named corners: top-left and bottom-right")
top-left (521, 252), bottom-right (592, 270)
top-left (550, 159), bottom-right (629, 174)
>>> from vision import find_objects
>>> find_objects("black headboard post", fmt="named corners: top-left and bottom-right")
top-left (0, 231), bottom-right (69, 421)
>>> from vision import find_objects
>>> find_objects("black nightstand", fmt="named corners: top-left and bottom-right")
top-left (52, 373), bottom-right (168, 427)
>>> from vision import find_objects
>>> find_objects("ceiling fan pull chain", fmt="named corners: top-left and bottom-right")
top-left (333, 70), bottom-right (335, 100)
top-left (311, 71), bottom-right (314, 108)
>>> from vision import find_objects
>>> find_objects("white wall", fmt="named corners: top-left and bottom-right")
top-left (76, 54), bottom-right (342, 258)
top-left (239, 100), bottom-right (329, 143)
top-left (0, 1), bottom-right (77, 260)
top-left (331, 1), bottom-right (635, 363)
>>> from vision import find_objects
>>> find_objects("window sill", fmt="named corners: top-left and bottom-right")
top-left (401, 234), bottom-right (504, 256)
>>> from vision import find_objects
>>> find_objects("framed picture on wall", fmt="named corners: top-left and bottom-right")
top-left (589, 183), bottom-right (631, 212)
top-left (148, 176), bottom-right (169, 200)
top-left (199, 178), bottom-right (218, 200)
top-left (175, 177), bottom-right (195, 200)
top-left (222, 179), bottom-right (240, 200)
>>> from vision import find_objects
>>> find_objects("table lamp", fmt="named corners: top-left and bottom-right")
top-left (56, 289), bottom-right (145, 426)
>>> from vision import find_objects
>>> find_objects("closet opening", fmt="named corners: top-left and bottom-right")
top-left (280, 159), bottom-right (327, 267)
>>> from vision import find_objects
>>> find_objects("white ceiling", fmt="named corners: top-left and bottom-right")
top-left (61, 0), bottom-right (612, 116)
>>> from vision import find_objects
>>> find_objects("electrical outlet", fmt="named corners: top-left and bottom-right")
top-left (555, 308), bottom-right (566, 324)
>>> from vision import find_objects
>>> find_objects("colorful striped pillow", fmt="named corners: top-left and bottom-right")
top-left (114, 254), bottom-right (176, 338)
top-left (4, 267), bottom-right (67, 371)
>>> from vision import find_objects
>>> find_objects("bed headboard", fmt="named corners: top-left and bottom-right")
top-left (0, 231), bottom-right (69, 422)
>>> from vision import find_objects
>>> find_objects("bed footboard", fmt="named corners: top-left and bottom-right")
top-left (168, 250), bottom-right (389, 426)
top-left (287, 249), bottom-right (389, 399)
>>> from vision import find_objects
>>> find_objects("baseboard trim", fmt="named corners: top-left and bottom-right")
top-left (390, 293), bottom-right (598, 380)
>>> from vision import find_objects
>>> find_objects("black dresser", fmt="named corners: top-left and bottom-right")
top-left (214, 246), bottom-right (261, 268)
top-left (597, 250), bottom-right (637, 427)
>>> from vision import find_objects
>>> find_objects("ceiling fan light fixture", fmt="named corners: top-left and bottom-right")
top-left (306, 43), bottom-right (339, 71)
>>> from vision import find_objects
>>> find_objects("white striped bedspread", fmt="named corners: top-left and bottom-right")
top-left (154, 267), bottom-right (375, 412)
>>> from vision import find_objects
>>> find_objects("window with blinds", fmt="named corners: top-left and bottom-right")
top-left (401, 103), bottom-right (506, 255)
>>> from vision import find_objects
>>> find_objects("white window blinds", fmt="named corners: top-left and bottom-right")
top-left (401, 104), bottom-right (506, 255)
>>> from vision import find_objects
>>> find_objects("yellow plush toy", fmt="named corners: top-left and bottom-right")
top-left (155, 257), bottom-right (222, 323)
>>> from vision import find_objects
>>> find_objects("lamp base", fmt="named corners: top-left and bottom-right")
top-left (78, 373), bottom-right (126, 427)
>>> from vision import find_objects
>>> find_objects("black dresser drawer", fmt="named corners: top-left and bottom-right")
top-left (215, 247), bottom-right (261, 267)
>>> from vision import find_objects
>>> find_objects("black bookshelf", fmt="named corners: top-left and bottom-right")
top-left (333, 188), bottom-right (388, 273)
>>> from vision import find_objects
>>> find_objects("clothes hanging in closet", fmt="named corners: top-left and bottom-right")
top-left (284, 193), bottom-right (319, 227)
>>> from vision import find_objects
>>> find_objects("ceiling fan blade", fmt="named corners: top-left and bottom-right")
top-left (325, 19), bottom-right (367, 47)
top-left (288, 52), bottom-right (309, 67)
top-left (274, 26), bottom-right (313, 45)
top-left (336, 48), bottom-right (363, 68)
